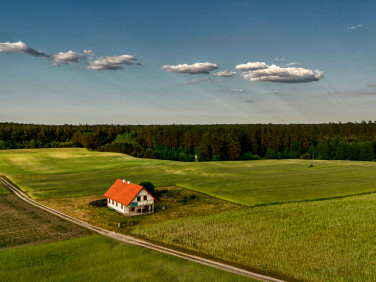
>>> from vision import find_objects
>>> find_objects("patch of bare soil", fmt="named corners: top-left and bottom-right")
top-left (0, 193), bottom-right (91, 249)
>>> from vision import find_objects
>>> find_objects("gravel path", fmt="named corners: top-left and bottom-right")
top-left (0, 176), bottom-right (284, 282)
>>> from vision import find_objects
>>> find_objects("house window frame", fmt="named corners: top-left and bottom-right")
top-left (137, 196), bottom-right (141, 201)
top-left (143, 195), bottom-right (147, 201)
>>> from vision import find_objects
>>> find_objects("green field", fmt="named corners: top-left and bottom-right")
top-left (0, 235), bottom-right (253, 282)
top-left (2, 148), bottom-right (376, 280)
top-left (132, 193), bottom-right (376, 281)
top-left (1, 148), bottom-right (376, 205)
top-left (0, 181), bottom-right (9, 195)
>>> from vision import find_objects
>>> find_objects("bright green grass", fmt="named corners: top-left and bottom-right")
top-left (0, 234), bottom-right (253, 282)
top-left (1, 148), bottom-right (376, 205)
top-left (132, 193), bottom-right (376, 281)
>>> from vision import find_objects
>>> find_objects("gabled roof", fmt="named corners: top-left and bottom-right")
top-left (104, 179), bottom-right (158, 206)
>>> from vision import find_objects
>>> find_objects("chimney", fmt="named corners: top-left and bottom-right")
top-left (123, 179), bottom-right (126, 184)
top-left (127, 181), bottom-right (131, 184)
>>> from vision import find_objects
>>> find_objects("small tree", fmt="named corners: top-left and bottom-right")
top-left (139, 181), bottom-right (156, 196)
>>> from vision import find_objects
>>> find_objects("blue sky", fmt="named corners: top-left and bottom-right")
top-left (1, 0), bottom-right (376, 124)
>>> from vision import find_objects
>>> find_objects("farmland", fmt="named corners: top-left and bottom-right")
top-left (0, 235), bottom-right (253, 282)
top-left (132, 193), bottom-right (376, 281)
top-left (1, 148), bottom-right (376, 205)
top-left (0, 193), bottom-right (90, 248)
top-left (1, 148), bottom-right (376, 280)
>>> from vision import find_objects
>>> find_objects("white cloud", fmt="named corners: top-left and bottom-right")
top-left (235, 62), bottom-right (269, 71)
top-left (275, 58), bottom-right (285, 61)
top-left (184, 77), bottom-right (212, 85)
top-left (284, 62), bottom-right (298, 66)
top-left (242, 64), bottom-right (324, 83)
top-left (83, 49), bottom-right (94, 59)
top-left (229, 89), bottom-right (245, 93)
top-left (347, 24), bottom-right (362, 30)
top-left (272, 90), bottom-right (279, 94)
top-left (87, 54), bottom-right (137, 71)
top-left (51, 51), bottom-right (83, 65)
top-left (161, 62), bottom-right (218, 74)
top-left (0, 41), bottom-right (49, 57)
top-left (213, 70), bottom-right (237, 77)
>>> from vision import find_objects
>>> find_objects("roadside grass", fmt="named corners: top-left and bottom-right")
top-left (0, 181), bottom-right (9, 195)
top-left (0, 235), bottom-right (254, 282)
top-left (2, 148), bottom-right (376, 205)
top-left (0, 193), bottom-right (90, 248)
top-left (39, 186), bottom-right (242, 232)
top-left (132, 193), bottom-right (376, 281)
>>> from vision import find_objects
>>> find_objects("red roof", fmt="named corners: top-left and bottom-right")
top-left (104, 179), bottom-right (158, 206)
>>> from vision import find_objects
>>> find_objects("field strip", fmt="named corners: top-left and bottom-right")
top-left (0, 176), bottom-right (284, 282)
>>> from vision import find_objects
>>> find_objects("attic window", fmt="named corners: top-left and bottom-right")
top-left (137, 196), bottom-right (141, 201)
top-left (144, 196), bottom-right (147, 200)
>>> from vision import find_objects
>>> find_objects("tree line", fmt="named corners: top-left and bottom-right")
top-left (1, 122), bottom-right (376, 162)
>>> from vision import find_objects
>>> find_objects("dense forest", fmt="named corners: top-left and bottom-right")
top-left (1, 122), bottom-right (376, 162)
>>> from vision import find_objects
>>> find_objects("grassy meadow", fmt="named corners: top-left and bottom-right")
top-left (132, 193), bottom-right (376, 281)
top-left (1, 148), bottom-right (376, 205)
top-left (2, 148), bottom-right (376, 280)
top-left (0, 181), bottom-right (10, 195)
top-left (0, 235), bottom-right (253, 282)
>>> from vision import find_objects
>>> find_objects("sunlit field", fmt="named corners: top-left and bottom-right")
top-left (132, 193), bottom-right (376, 281)
top-left (1, 148), bottom-right (376, 205)
top-left (0, 235), bottom-right (253, 282)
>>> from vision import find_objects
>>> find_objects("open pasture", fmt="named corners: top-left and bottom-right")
top-left (0, 235), bottom-right (253, 282)
top-left (2, 148), bottom-right (376, 205)
top-left (132, 193), bottom-right (376, 281)
top-left (1, 148), bottom-right (376, 205)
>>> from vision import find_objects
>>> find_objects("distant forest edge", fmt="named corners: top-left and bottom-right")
top-left (1, 122), bottom-right (376, 162)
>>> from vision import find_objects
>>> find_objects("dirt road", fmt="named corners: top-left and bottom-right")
top-left (0, 176), bottom-right (284, 282)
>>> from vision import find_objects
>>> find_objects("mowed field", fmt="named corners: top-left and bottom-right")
top-left (2, 148), bottom-right (376, 281)
top-left (0, 235), bottom-right (253, 282)
top-left (1, 148), bottom-right (376, 205)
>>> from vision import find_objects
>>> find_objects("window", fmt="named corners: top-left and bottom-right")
top-left (121, 204), bottom-right (123, 209)
top-left (137, 196), bottom-right (141, 201)
top-left (144, 196), bottom-right (147, 201)
top-left (116, 201), bottom-right (118, 207)
top-left (131, 207), bottom-right (135, 212)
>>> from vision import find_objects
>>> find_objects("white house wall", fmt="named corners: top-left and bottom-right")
top-left (130, 189), bottom-right (154, 206)
top-left (107, 198), bottom-right (127, 214)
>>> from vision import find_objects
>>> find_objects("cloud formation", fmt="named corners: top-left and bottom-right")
top-left (275, 58), bottom-right (285, 61)
top-left (161, 62), bottom-right (218, 74)
top-left (0, 41), bottom-right (49, 58)
top-left (235, 61), bottom-right (269, 71)
top-left (228, 89), bottom-right (245, 93)
top-left (83, 49), bottom-right (95, 59)
top-left (284, 62), bottom-right (298, 66)
top-left (51, 51), bottom-right (84, 65)
top-left (184, 77), bottom-right (212, 85)
top-left (347, 24), bottom-right (362, 30)
top-left (242, 64), bottom-right (323, 83)
top-left (87, 55), bottom-right (137, 70)
top-left (213, 70), bottom-right (237, 77)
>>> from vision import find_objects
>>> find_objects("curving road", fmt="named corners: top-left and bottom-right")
top-left (0, 176), bottom-right (284, 282)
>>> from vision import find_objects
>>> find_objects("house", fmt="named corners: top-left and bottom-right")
top-left (104, 179), bottom-right (158, 216)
